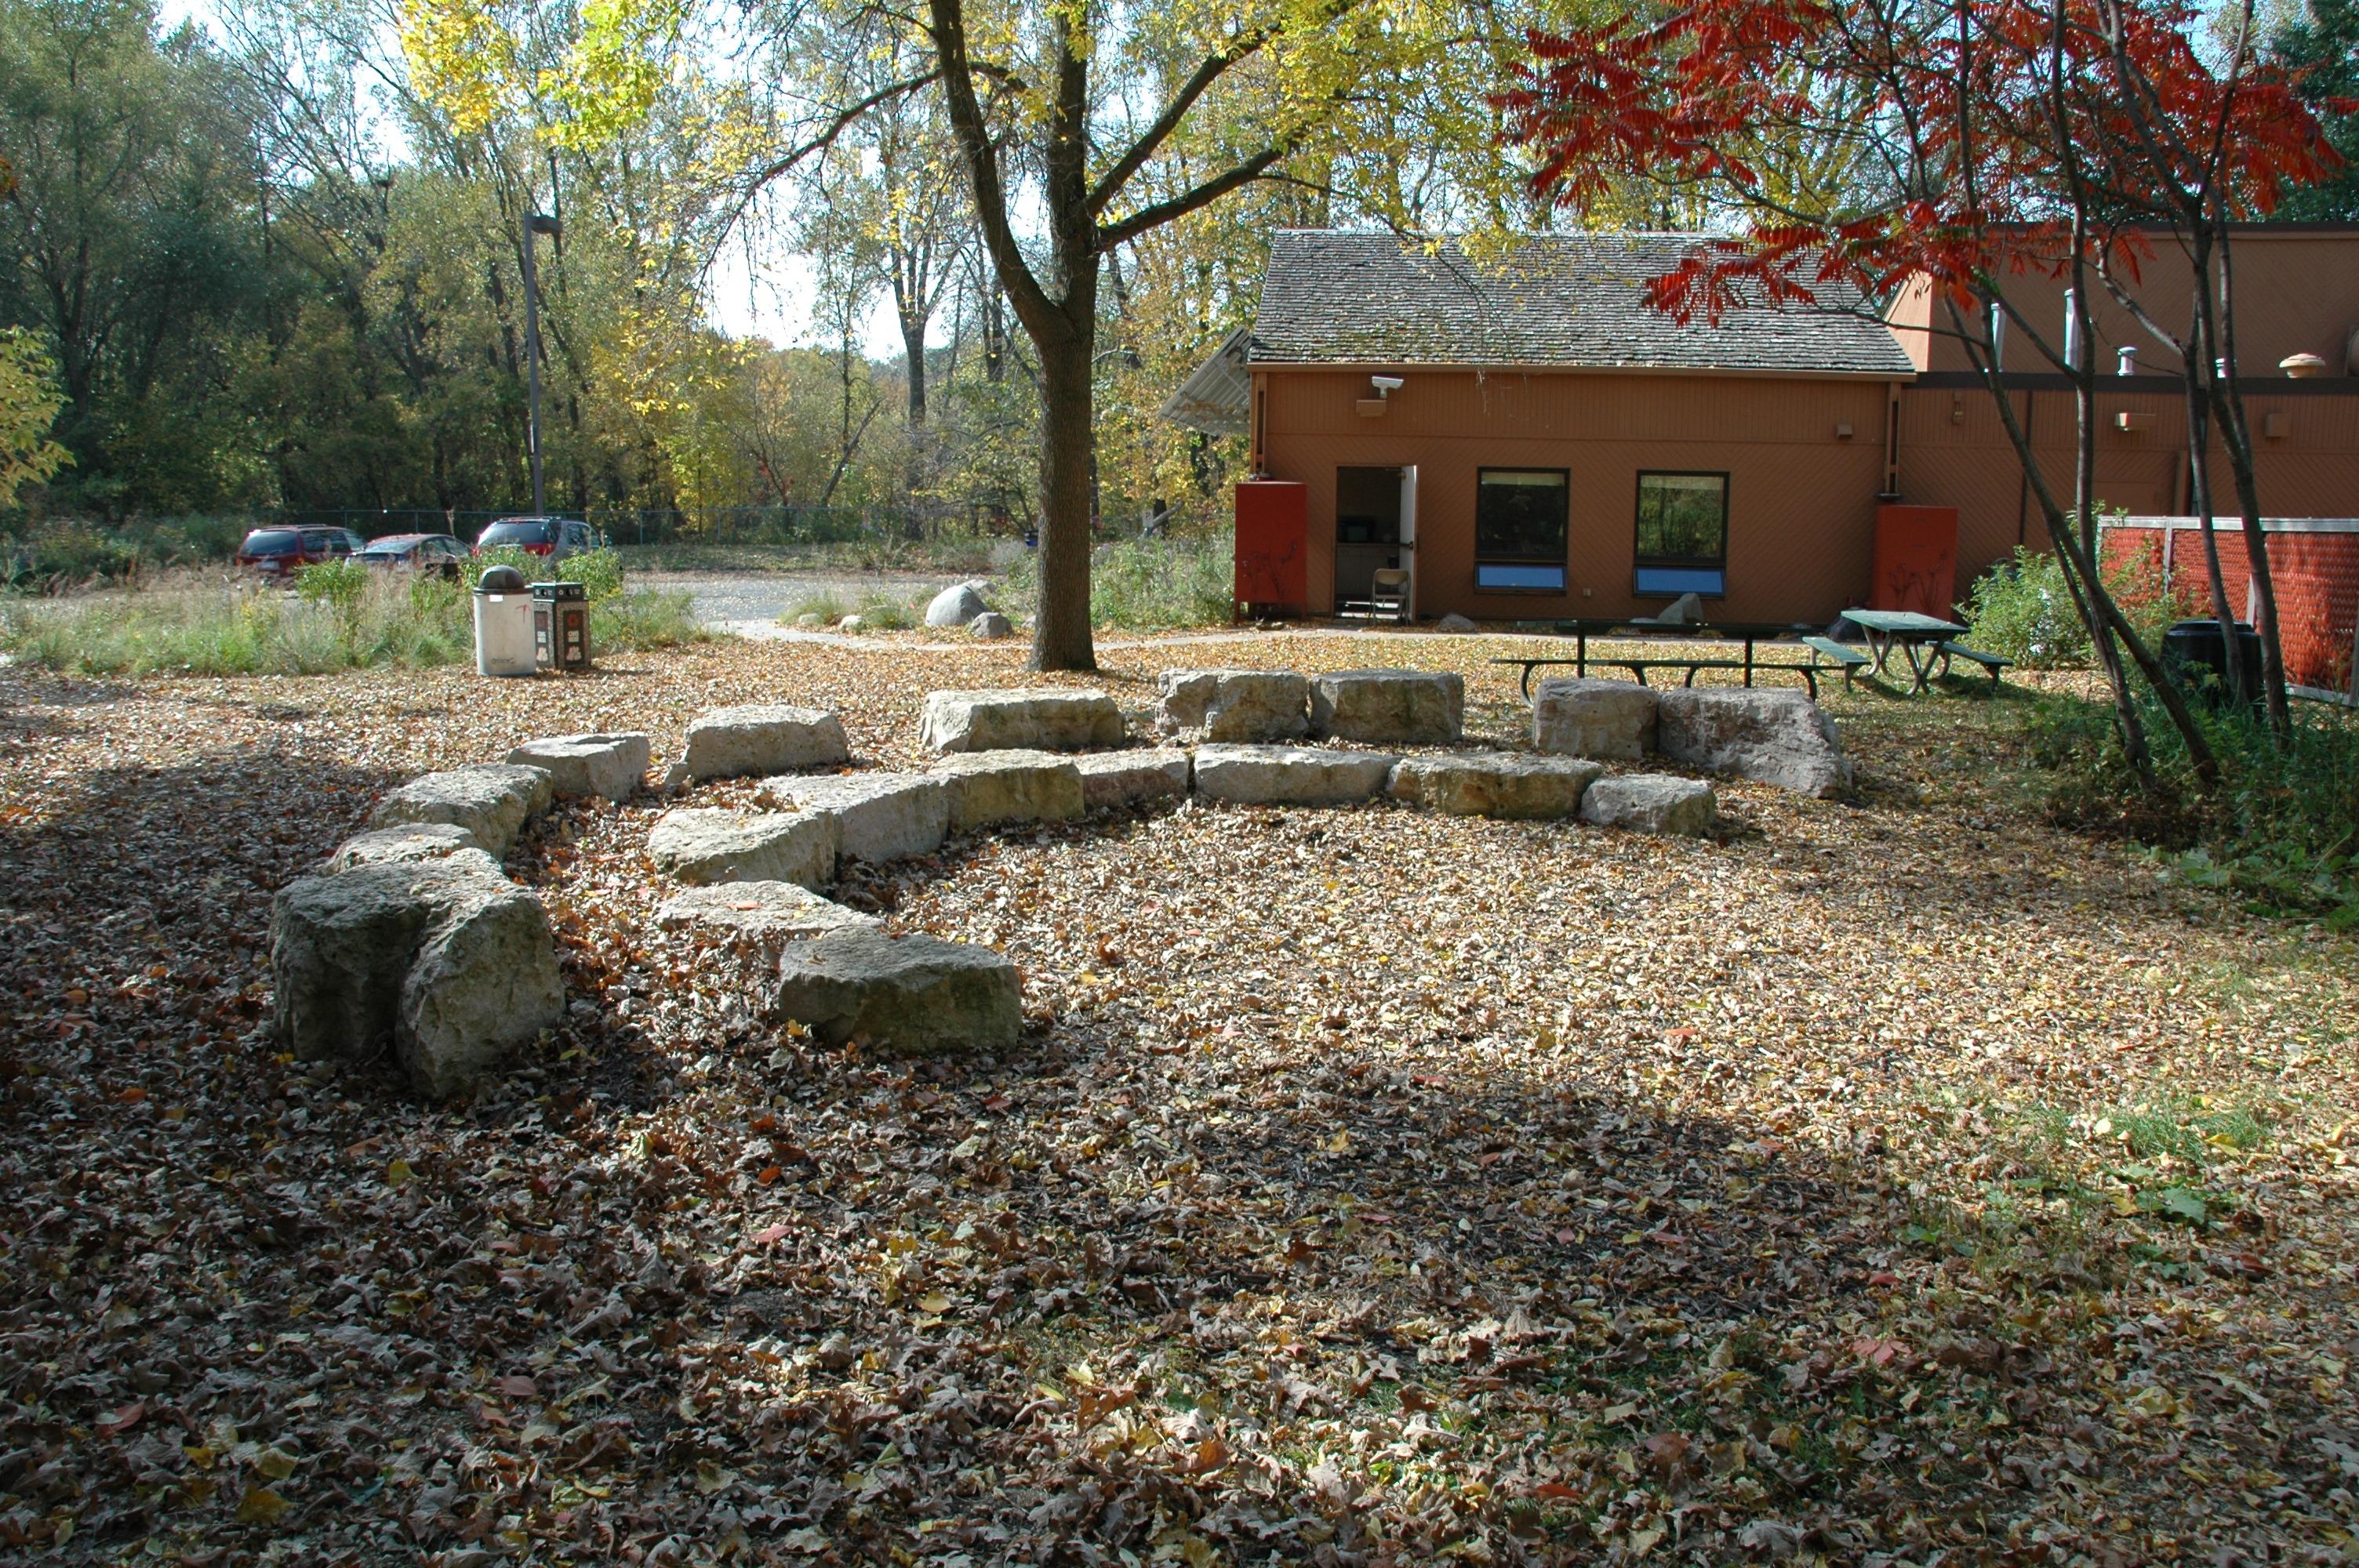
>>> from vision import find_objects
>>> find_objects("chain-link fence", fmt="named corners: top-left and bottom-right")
top-left (272, 503), bottom-right (1007, 547)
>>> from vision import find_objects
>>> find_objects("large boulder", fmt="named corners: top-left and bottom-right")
top-left (648, 807), bottom-right (839, 888)
top-left (1191, 743), bottom-right (1398, 806)
top-left (1532, 677), bottom-right (1659, 761)
top-left (925, 581), bottom-right (994, 628)
top-left (323, 822), bottom-right (500, 874)
top-left (772, 928), bottom-right (1022, 1055)
top-left (656, 880), bottom-right (879, 943)
top-left (507, 731), bottom-right (650, 801)
top-left (398, 874), bottom-right (566, 1099)
top-left (1654, 688), bottom-right (1853, 798)
top-left (1074, 749), bottom-right (1193, 811)
top-left (929, 750), bottom-right (1085, 832)
top-left (1387, 752), bottom-right (1602, 819)
top-left (1308, 670), bottom-right (1463, 745)
top-left (271, 858), bottom-right (562, 1099)
top-left (759, 773), bottom-right (950, 865)
top-left (1579, 775), bottom-right (1717, 837)
top-left (1154, 669), bottom-right (1310, 742)
top-left (919, 688), bottom-right (1126, 753)
top-left (680, 706), bottom-right (851, 782)
top-left (369, 763), bottom-right (554, 857)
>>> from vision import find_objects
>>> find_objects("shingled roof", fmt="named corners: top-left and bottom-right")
top-left (1249, 230), bottom-right (1916, 377)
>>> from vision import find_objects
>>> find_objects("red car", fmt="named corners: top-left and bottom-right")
top-left (234, 527), bottom-right (362, 575)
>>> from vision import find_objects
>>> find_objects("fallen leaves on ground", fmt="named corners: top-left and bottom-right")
top-left (1, 630), bottom-right (2354, 1565)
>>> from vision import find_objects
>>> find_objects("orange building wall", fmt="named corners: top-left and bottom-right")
top-left (1906, 230), bottom-right (2359, 376)
top-left (1895, 383), bottom-right (2359, 590)
top-left (1258, 368), bottom-right (1896, 624)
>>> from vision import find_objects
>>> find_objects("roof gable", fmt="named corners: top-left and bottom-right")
top-left (1249, 230), bottom-right (1916, 377)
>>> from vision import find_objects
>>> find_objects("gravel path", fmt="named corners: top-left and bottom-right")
top-left (638, 568), bottom-right (975, 629)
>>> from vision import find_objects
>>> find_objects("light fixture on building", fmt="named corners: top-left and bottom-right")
top-left (1358, 374), bottom-right (1404, 417)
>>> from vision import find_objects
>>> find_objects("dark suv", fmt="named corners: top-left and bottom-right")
top-left (474, 517), bottom-right (598, 562)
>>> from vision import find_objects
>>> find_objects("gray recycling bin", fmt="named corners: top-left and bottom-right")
top-left (473, 564), bottom-right (536, 677)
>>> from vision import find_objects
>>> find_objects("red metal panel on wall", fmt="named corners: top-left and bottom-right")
top-left (1234, 481), bottom-right (1308, 614)
top-left (1870, 505), bottom-right (1960, 615)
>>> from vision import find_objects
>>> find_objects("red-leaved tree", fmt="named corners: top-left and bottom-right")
top-left (1498, 0), bottom-right (2345, 779)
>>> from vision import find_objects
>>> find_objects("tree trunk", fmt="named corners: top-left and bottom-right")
top-left (1032, 326), bottom-right (1098, 671)
top-left (900, 307), bottom-right (929, 426)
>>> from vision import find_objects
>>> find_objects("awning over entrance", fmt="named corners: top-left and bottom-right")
top-left (1158, 328), bottom-right (1252, 436)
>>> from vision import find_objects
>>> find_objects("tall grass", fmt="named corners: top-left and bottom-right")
top-left (998, 531), bottom-right (1232, 630)
top-left (0, 562), bottom-right (703, 677)
top-left (2, 516), bottom-right (253, 590)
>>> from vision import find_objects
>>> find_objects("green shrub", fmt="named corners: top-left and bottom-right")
top-left (469, 544), bottom-right (625, 601)
top-left (295, 558), bottom-right (369, 609)
top-left (1963, 541), bottom-right (2192, 669)
top-left (2025, 689), bottom-right (2359, 926)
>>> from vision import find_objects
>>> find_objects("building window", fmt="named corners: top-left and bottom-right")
top-left (1474, 468), bottom-right (1568, 592)
top-left (1634, 471), bottom-right (1728, 597)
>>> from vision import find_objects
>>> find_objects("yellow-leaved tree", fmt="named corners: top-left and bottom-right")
top-left (403, 0), bottom-right (1617, 667)
top-left (0, 327), bottom-right (72, 509)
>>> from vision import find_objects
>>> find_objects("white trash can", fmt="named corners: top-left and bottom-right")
top-left (473, 565), bottom-right (537, 677)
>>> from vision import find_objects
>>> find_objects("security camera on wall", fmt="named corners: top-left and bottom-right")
top-left (1369, 376), bottom-right (1405, 394)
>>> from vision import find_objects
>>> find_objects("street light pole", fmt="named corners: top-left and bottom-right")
top-left (521, 212), bottom-right (562, 516)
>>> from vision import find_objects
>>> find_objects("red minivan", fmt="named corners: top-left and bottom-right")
top-left (234, 527), bottom-right (360, 575)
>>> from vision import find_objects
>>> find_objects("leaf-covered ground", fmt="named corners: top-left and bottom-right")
top-left (2, 632), bottom-right (2354, 1566)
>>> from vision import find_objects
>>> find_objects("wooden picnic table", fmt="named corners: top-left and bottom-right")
top-left (1491, 618), bottom-right (1826, 698)
top-left (1838, 608), bottom-right (1967, 695)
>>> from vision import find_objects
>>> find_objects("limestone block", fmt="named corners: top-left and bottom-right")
top-left (368, 763), bottom-right (553, 857)
top-left (919, 688), bottom-right (1125, 753)
top-left (772, 928), bottom-right (1022, 1055)
top-left (1578, 774), bottom-right (1717, 837)
top-left (507, 731), bottom-right (650, 800)
top-left (680, 705), bottom-right (851, 782)
top-left (1074, 749), bottom-right (1192, 811)
top-left (759, 772), bottom-right (950, 865)
top-left (1154, 669), bottom-right (1310, 742)
top-left (1308, 670), bottom-right (1463, 745)
top-left (648, 807), bottom-right (838, 888)
top-left (1190, 743), bottom-right (1398, 806)
top-left (1532, 677), bottom-right (1659, 761)
top-left (1386, 751), bottom-right (1601, 818)
top-left (1653, 687), bottom-right (1852, 798)
top-left (928, 750), bottom-right (1085, 832)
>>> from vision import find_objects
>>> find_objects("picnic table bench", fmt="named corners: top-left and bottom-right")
top-left (1837, 609), bottom-right (2010, 695)
top-left (1491, 618), bottom-right (1830, 699)
top-left (1934, 640), bottom-right (2012, 691)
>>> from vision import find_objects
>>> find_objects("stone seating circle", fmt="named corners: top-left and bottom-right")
top-left (279, 659), bottom-right (1829, 1096)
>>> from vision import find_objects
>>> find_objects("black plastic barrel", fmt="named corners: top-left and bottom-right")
top-left (2161, 618), bottom-right (2263, 709)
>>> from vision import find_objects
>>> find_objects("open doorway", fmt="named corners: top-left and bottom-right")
top-left (1335, 466), bottom-right (1405, 610)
